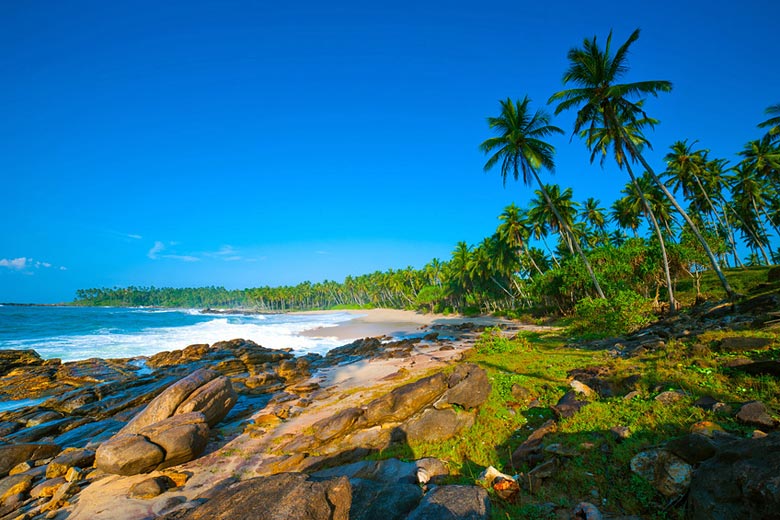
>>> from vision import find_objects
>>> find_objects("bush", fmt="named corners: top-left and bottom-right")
top-left (475, 327), bottom-right (529, 354)
top-left (570, 290), bottom-right (655, 338)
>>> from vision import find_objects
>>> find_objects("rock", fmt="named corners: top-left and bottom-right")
top-left (161, 473), bottom-right (351, 520)
top-left (729, 360), bottom-right (780, 377)
top-left (348, 478), bottom-right (422, 520)
top-left (665, 434), bottom-right (717, 464)
top-left (630, 449), bottom-right (692, 498)
top-left (0, 443), bottom-right (60, 477)
top-left (569, 380), bottom-right (597, 398)
top-left (687, 432), bottom-right (780, 519)
top-left (654, 390), bottom-right (685, 405)
top-left (610, 426), bottom-right (631, 441)
top-left (690, 421), bottom-right (726, 436)
top-left (8, 462), bottom-right (33, 476)
top-left (120, 368), bottom-right (220, 434)
top-left (174, 376), bottom-right (237, 427)
top-left (736, 401), bottom-right (777, 429)
top-left (30, 477), bottom-right (66, 498)
top-left (94, 434), bottom-right (165, 476)
top-left (0, 350), bottom-right (43, 377)
top-left (312, 408), bottom-right (365, 443)
top-left (510, 384), bottom-right (532, 403)
top-left (363, 373), bottom-right (448, 425)
top-left (312, 458), bottom-right (448, 486)
top-left (64, 467), bottom-right (83, 482)
top-left (510, 419), bottom-right (557, 467)
top-left (406, 485), bottom-right (490, 520)
top-left (0, 474), bottom-right (33, 502)
top-left (4, 417), bottom-right (79, 443)
top-left (573, 502), bottom-right (603, 520)
top-left (552, 391), bottom-right (589, 419)
top-left (440, 364), bottom-right (491, 410)
top-left (129, 476), bottom-right (177, 499)
top-left (52, 419), bottom-right (124, 449)
top-left (41, 480), bottom-right (79, 512)
top-left (140, 412), bottom-right (210, 470)
top-left (402, 408), bottom-right (475, 444)
top-left (478, 466), bottom-right (518, 501)
top-left (717, 336), bottom-right (772, 352)
top-left (45, 448), bottom-right (95, 479)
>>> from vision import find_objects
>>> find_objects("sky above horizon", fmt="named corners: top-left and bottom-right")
top-left (2, 0), bottom-right (778, 303)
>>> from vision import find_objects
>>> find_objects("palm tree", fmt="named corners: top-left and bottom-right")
top-left (611, 197), bottom-right (641, 238)
top-left (580, 197), bottom-right (609, 246)
top-left (728, 163), bottom-right (774, 263)
top-left (480, 97), bottom-right (606, 299)
top-left (758, 103), bottom-right (780, 141)
top-left (549, 28), bottom-right (736, 299)
top-left (529, 184), bottom-right (580, 255)
top-left (498, 204), bottom-right (544, 276)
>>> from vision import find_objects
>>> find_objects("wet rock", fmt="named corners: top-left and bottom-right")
top-left (736, 400), bottom-right (777, 429)
top-left (129, 475), bottom-right (177, 499)
top-left (630, 449), bottom-right (692, 498)
top-left (52, 419), bottom-right (124, 449)
top-left (552, 391), bottom-right (589, 419)
top-left (439, 364), bottom-right (490, 410)
top-left (0, 350), bottom-right (43, 377)
top-left (402, 408), bottom-right (475, 444)
top-left (0, 443), bottom-right (60, 477)
top-left (160, 473), bottom-right (351, 520)
top-left (406, 485), bottom-right (489, 520)
top-left (687, 432), bottom-right (780, 519)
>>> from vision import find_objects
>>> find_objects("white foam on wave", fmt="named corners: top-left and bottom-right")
top-left (3, 312), bottom-right (358, 362)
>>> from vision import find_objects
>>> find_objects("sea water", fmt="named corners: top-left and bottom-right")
top-left (0, 305), bottom-right (358, 362)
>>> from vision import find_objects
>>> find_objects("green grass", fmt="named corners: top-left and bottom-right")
top-left (364, 280), bottom-right (780, 519)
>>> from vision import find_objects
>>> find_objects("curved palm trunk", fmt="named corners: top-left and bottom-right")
top-left (725, 203), bottom-right (771, 264)
top-left (532, 171), bottom-right (606, 299)
top-left (623, 133), bottom-right (736, 299)
top-left (626, 161), bottom-right (676, 313)
top-left (692, 176), bottom-right (741, 264)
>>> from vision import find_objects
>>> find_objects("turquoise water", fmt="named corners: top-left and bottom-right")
top-left (0, 305), bottom-right (356, 362)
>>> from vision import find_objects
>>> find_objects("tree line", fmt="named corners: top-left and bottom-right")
top-left (75, 30), bottom-right (779, 316)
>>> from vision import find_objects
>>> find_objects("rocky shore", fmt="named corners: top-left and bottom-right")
top-left (0, 320), bottom-right (508, 520)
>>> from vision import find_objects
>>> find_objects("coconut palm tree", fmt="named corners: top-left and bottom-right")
top-left (529, 183), bottom-right (580, 255)
top-left (611, 197), bottom-right (641, 238)
top-left (728, 163), bottom-right (774, 263)
top-left (758, 103), bottom-right (780, 141)
top-left (549, 28), bottom-right (736, 299)
top-left (498, 203), bottom-right (544, 276)
top-left (480, 97), bottom-right (605, 298)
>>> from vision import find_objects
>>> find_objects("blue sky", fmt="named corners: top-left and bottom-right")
top-left (1, 0), bottom-right (777, 303)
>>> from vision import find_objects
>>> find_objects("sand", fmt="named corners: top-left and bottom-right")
top-left (298, 308), bottom-right (510, 340)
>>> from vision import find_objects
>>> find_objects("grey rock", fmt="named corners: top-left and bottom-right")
top-left (406, 485), bottom-right (489, 520)
top-left (736, 401), bottom-right (776, 429)
top-left (403, 408), bottom-right (475, 444)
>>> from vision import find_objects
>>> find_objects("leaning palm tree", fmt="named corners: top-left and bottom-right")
top-left (549, 28), bottom-right (736, 299)
top-left (480, 97), bottom-right (605, 298)
top-left (758, 103), bottom-right (780, 141)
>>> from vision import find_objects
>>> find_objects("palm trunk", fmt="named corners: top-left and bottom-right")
top-left (726, 203), bottom-right (771, 264)
top-left (626, 161), bottom-right (676, 313)
top-left (623, 133), bottom-right (736, 299)
top-left (532, 171), bottom-right (606, 299)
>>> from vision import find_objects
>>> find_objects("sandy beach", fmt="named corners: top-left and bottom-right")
top-left (298, 308), bottom-right (511, 340)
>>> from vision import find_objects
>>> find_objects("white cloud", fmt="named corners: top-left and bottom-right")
top-left (0, 257), bottom-right (28, 270)
top-left (127, 233), bottom-right (143, 240)
top-left (148, 241), bottom-right (165, 259)
top-left (204, 245), bottom-right (242, 261)
top-left (163, 254), bottom-right (200, 262)
top-left (0, 257), bottom-right (66, 273)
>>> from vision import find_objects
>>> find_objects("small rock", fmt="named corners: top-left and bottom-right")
top-left (30, 477), bottom-right (66, 498)
top-left (8, 462), bottom-right (33, 476)
top-left (654, 390), bottom-right (685, 405)
top-left (0, 474), bottom-right (34, 502)
top-left (630, 449), bottom-right (692, 498)
top-left (573, 501), bottom-right (603, 520)
top-left (64, 467), bottom-right (83, 483)
top-left (610, 426), bottom-right (631, 441)
top-left (717, 336), bottom-right (772, 352)
top-left (690, 421), bottom-right (725, 436)
top-left (623, 390), bottom-right (641, 400)
top-left (552, 391), bottom-right (589, 419)
top-left (129, 476), bottom-right (176, 499)
top-left (736, 401), bottom-right (777, 429)
top-left (569, 380), bottom-right (597, 398)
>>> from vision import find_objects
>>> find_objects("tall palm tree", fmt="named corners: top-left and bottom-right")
top-left (480, 97), bottom-right (606, 299)
top-left (549, 28), bottom-right (736, 299)
top-left (758, 103), bottom-right (780, 141)
top-left (498, 204), bottom-right (544, 276)
top-left (529, 183), bottom-right (580, 255)
top-left (728, 163), bottom-right (774, 263)
top-left (611, 196), bottom-right (641, 238)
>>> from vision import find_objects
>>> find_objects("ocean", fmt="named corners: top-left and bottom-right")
top-left (0, 305), bottom-right (358, 362)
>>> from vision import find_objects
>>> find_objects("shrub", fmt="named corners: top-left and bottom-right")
top-left (570, 290), bottom-right (655, 338)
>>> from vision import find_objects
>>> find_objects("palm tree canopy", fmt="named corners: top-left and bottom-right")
top-left (548, 28), bottom-right (672, 162)
top-left (758, 103), bottom-right (780, 138)
top-left (480, 97), bottom-right (564, 186)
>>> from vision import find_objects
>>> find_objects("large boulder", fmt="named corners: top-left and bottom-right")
top-left (95, 412), bottom-right (209, 475)
top-left (438, 364), bottom-right (491, 410)
top-left (686, 432), bottom-right (780, 519)
top-left (161, 473), bottom-right (351, 520)
top-left (403, 408), bottom-right (475, 444)
top-left (363, 373), bottom-right (448, 425)
top-left (348, 478), bottom-right (422, 520)
top-left (174, 376), bottom-right (237, 427)
top-left (120, 369), bottom-right (222, 434)
top-left (0, 349), bottom-right (43, 376)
